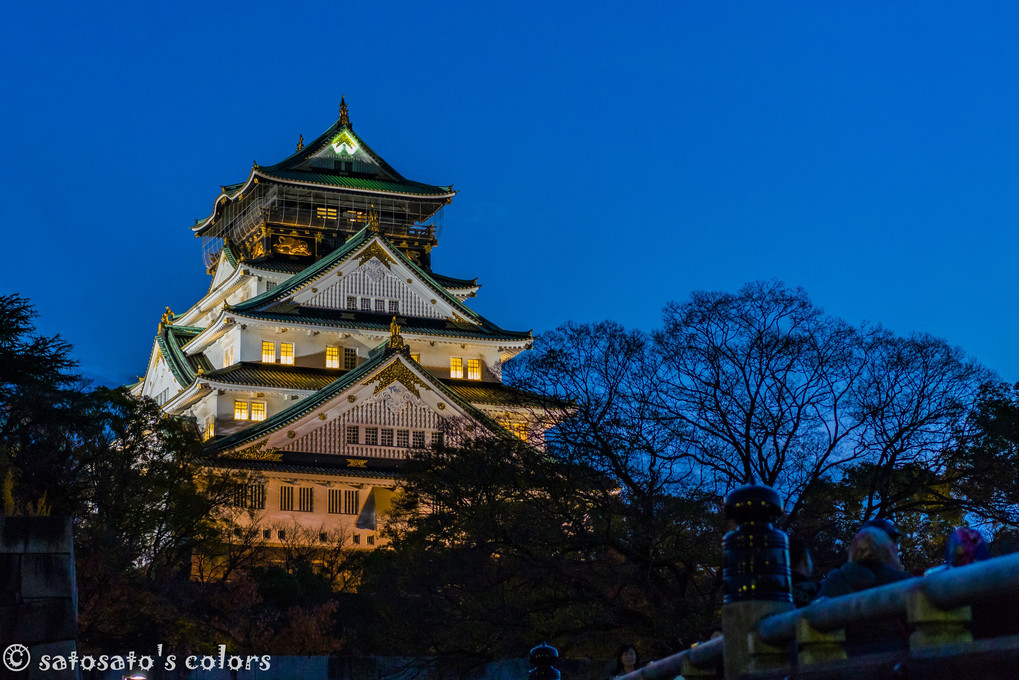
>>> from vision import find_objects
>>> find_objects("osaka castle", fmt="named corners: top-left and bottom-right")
top-left (131, 99), bottom-right (536, 546)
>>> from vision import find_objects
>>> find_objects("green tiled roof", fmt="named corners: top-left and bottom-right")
top-left (441, 379), bottom-right (545, 407)
top-left (203, 457), bottom-right (401, 479)
top-left (230, 307), bottom-right (531, 342)
top-left (205, 363), bottom-right (343, 391)
top-left (431, 272), bottom-right (479, 290)
top-left (227, 228), bottom-right (530, 340)
top-left (258, 168), bottom-right (453, 197)
top-left (156, 325), bottom-right (205, 387)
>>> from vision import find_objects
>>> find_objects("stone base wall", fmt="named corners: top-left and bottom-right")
top-left (0, 516), bottom-right (78, 680)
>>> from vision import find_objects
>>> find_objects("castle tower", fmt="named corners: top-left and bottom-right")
top-left (131, 101), bottom-right (537, 547)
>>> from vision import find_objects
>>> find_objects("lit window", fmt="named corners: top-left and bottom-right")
top-left (344, 347), bottom-right (357, 370)
top-left (381, 429), bottom-right (394, 446)
top-left (388, 300), bottom-right (399, 314)
top-left (500, 420), bottom-right (528, 441)
top-left (467, 359), bottom-right (481, 381)
top-left (413, 431), bottom-right (425, 449)
top-left (346, 425), bottom-right (359, 444)
top-left (234, 400), bottom-right (249, 421)
top-left (280, 343), bottom-right (294, 365)
top-left (203, 416), bottom-right (215, 441)
top-left (328, 489), bottom-right (342, 514)
top-left (344, 489), bottom-right (359, 515)
top-left (450, 357), bottom-right (463, 379)
top-left (347, 295), bottom-right (357, 310)
top-left (326, 346), bottom-right (340, 369)
top-left (261, 341), bottom-right (275, 363)
top-left (365, 427), bottom-right (379, 445)
top-left (224, 346), bottom-right (234, 367)
top-left (250, 402), bottom-right (266, 422)
top-left (298, 487), bottom-right (314, 512)
top-left (280, 486), bottom-right (294, 511)
top-left (396, 430), bottom-right (410, 448)
top-left (316, 206), bottom-right (338, 220)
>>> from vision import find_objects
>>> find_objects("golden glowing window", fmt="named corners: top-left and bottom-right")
top-left (467, 359), bottom-right (481, 381)
top-left (261, 341), bottom-right (275, 363)
top-left (250, 402), bottom-right (266, 422)
top-left (316, 206), bottom-right (338, 220)
top-left (450, 357), bottom-right (463, 379)
top-left (500, 420), bottom-right (528, 441)
top-left (234, 401), bottom-right (249, 421)
top-left (326, 346), bottom-right (340, 369)
top-left (280, 343), bottom-right (294, 365)
top-left (224, 346), bottom-right (234, 367)
top-left (202, 417), bottom-right (215, 441)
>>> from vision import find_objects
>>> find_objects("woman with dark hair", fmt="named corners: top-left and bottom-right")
top-left (611, 644), bottom-right (641, 678)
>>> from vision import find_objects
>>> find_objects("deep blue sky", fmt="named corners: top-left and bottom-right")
top-left (4, 2), bottom-right (1019, 385)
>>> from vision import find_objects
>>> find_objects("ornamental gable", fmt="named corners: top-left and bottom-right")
top-left (301, 256), bottom-right (446, 319)
top-left (283, 383), bottom-right (442, 458)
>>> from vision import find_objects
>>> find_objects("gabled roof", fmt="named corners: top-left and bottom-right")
top-left (155, 325), bottom-right (212, 386)
top-left (225, 226), bottom-right (530, 340)
top-left (205, 343), bottom-right (510, 454)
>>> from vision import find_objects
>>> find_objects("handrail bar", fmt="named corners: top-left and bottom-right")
top-left (615, 636), bottom-right (723, 680)
top-left (757, 551), bottom-right (1019, 645)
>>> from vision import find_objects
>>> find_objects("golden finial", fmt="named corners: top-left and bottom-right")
top-left (296, 134), bottom-right (304, 152)
top-left (161, 307), bottom-right (174, 325)
top-left (367, 205), bottom-right (380, 232)
top-left (388, 316), bottom-right (404, 349)
top-left (252, 160), bottom-right (259, 170)
top-left (339, 96), bottom-right (350, 127)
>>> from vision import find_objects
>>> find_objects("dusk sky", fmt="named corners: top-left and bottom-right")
top-left (4, 2), bottom-right (1019, 386)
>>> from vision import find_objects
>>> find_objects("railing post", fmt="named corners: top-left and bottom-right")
top-left (721, 484), bottom-right (794, 680)
top-left (907, 590), bottom-right (973, 650)
top-left (795, 617), bottom-right (847, 666)
top-left (680, 656), bottom-right (718, 679)
top-left (529, 642), bottom-right (561, 680)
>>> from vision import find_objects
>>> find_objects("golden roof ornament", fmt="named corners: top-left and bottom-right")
top-left (388, 316), bottom-right (405, 349)
top-left (367, 205), bottom-right (380, 233)
top-left (339, 96), bottom-right (350, 127)
top-left (160, 307), bottom-right (174, 326)
top-left (296, 134), bottom-right (304, 152)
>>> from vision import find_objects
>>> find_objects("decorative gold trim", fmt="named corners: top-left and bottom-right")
top-left (231, 439), bottom-right (282, 461)
top-left (287, 430), bottom-right (296, 439)
top-left (437, 403), bottom-right (446, 411)
top-left (318, 413), bottom-right (327, 420)
top-left (346, 458), bottom-right (367, 468)
top-left (356, 241), bottom-right (395, 269)
top-left (347, 395), bottom-right (357, 403)
top-left (364, 359), bottom-right (431, 398)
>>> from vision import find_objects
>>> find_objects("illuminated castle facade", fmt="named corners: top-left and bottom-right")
top-left (132, 100), bottom-right (535, 546)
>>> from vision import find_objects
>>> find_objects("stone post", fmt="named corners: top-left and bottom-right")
top-left (720, 484), bottom-right (794, 680)
top-left (529, 642), bottom-right (561, 680)
top-left (907, 590), bottom-right (973, 650)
